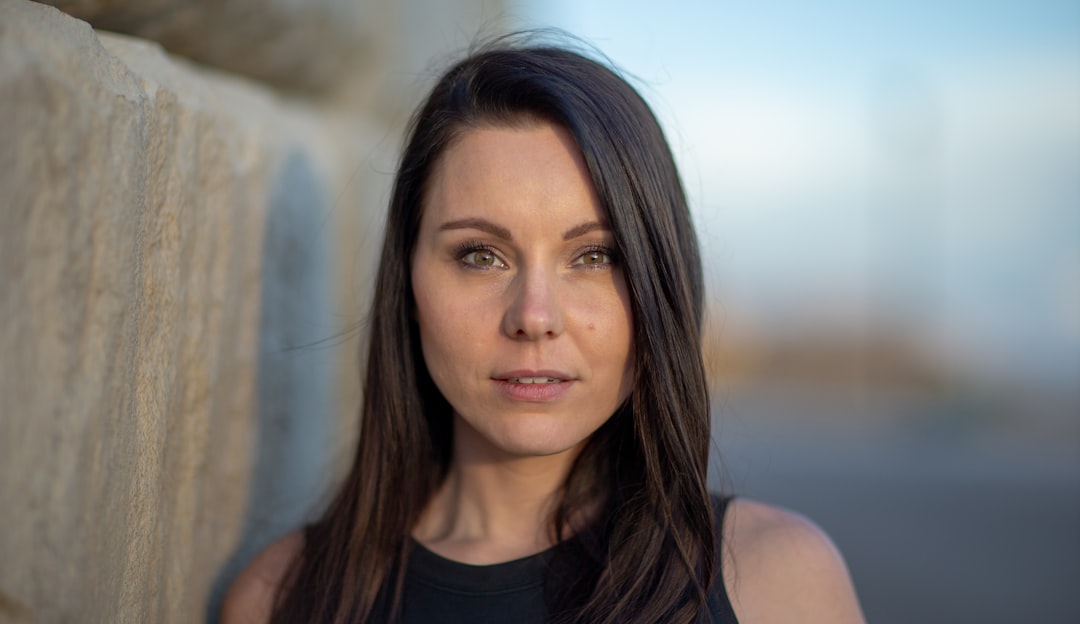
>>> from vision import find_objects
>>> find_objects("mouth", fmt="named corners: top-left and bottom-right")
top-left (506, 376), bottom-right (562, 384)
top-left (494, 367), bottom-right (574, 382)
top-left (492, 370), bottom-right (575, 401)
top-left (494, 369), bottom-right (573, 384)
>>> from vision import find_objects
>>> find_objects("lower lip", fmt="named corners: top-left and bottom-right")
top-left (494, 379), bottom-right (574, 402)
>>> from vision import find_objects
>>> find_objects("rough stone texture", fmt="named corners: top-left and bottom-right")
top-left (35, 0), bottom-right (388, 97)
top-left (0, 0), bottom-right (508, 621)
top-left (34, 0), bottom-right (510, 115)
top-left (0, 1), bottom-right (385, 621)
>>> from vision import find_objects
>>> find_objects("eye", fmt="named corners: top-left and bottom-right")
top-left (573, 247), bottom-right (615, 267)
top-left (456, 243), bottom-right (507, 269)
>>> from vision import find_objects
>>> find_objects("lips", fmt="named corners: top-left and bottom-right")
top-left (494, 369), bottom-right (572, 383)
top-left (493, 370), bottom-right (575, 402)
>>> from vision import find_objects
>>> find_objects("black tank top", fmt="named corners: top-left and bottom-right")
top-left (397, 496), bottom-right (739, 623)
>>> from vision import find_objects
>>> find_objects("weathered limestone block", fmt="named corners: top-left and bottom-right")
top-left (0, 1), bottom-right (386, 621)
top-left (34, 0), bottom-right (509, 117)
top-left (34, 0), bottom-right (388, 97)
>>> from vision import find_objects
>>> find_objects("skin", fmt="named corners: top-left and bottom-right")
top-left (221, 122), bottom-right (866, 624)
top-left (409, 122), bottom-right (635, 564)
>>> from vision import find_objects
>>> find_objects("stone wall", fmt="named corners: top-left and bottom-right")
top-left (0, 0), bottom-right (504, 622)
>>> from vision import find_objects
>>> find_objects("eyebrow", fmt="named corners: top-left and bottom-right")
top-left (439, 218), bottom-right (513, 240)
top-left (438, 218), bottom-right (610, 242)
top-left (561, 220), bottom-right (610, 240)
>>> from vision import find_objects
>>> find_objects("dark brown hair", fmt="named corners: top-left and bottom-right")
top-left (270, 38), bottom-right (715, 624)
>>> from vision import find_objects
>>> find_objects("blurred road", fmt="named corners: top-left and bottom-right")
top-left (710, 383), bottom-right (1080, 624)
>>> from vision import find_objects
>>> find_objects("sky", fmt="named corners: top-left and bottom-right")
top-left (508, 0), bottom-right (1080, 390)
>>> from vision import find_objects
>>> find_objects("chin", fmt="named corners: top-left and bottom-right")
top-left (496, 437), bottom-right (583, 459)
top-left (458, 412), bottom-right (596, 460)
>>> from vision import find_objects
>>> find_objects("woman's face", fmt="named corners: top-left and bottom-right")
top-left (411, 122), bottom-right (635, 461)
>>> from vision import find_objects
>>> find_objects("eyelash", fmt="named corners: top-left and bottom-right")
top-left (573, 244), bottom-right (618, 269)
top-left (454, 240), bottom-right (505, 269)
top-left (453, 241), bottom-right (618, 270)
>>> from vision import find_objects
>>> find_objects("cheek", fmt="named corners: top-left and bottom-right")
top-left (575, 288), bottom-right (635, 379)
top-left (607, 285), bottom-right (636, 397)
top-left (411, 266), bottom-right (492, 385)
top-left (411, 265), bottom-right (450, 372)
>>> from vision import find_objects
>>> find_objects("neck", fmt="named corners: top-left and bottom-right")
top-left (412, 418), bottom-right (580, 565)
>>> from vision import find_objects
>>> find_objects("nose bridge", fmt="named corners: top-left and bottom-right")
top-left (503, 261), bottom-right (564, 339)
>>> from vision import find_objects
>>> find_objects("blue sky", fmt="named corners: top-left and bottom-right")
top-left (508, 1), bottom-right (1080, 389)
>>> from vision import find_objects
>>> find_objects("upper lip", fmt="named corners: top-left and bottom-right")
top-left (493, 369), bottom-right (574, 381)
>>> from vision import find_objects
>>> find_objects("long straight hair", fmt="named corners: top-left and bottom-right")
top-left (270, 40), bottom-right (715, 624)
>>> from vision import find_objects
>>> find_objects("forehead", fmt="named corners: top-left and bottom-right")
top-left (422, 122), bottom-right (605, 226)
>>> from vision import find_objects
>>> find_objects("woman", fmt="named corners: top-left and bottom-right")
top-left (223, 41), bottom-right (865, 624)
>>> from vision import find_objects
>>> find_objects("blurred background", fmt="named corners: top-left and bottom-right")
top-left (505, 1), bottom-right (1080, 622)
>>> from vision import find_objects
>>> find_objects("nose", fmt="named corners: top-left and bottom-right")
top-left (501, 266), bottom-right (565, 340)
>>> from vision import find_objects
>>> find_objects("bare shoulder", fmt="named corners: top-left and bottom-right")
top-left (722, 498), bottom-right (866, 624)
top-left (220, 531), bottom-right (304, 624)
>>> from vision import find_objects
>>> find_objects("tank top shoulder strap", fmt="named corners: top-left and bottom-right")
top-left (705, 493), bottom-right (740, 623)
top-left (711, 494), bottom-right (733, 524)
